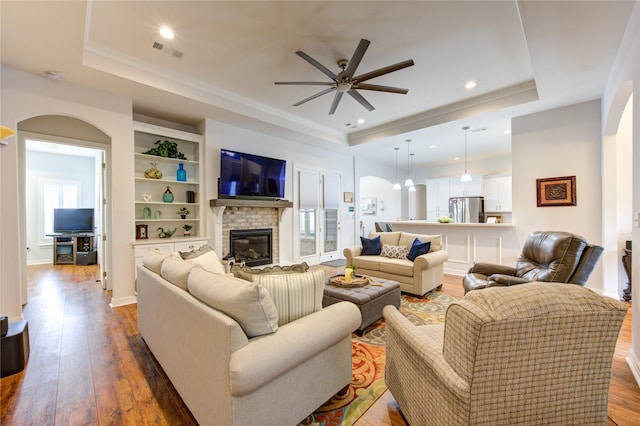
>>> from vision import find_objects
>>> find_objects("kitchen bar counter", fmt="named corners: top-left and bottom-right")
top-left (386, 221), bottom-right (520, 276)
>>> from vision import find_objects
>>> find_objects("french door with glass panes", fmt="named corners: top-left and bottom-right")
top-left (296, 168), bottom-right (341, 264)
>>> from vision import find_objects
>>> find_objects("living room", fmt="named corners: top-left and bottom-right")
top-left (2, 1), bottom-right (640, 424)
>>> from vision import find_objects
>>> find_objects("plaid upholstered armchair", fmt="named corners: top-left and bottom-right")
top-left (383, 282), bottom-right (627, 426)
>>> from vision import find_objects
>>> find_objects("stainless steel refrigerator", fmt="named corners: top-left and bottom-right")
top-left (449, 196), bottom-right (485, 223)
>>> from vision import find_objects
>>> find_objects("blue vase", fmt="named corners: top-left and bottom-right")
top-left (176, 163), bottom-right (187, 182)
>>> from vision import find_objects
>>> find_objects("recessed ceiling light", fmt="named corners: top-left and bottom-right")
top-left (454, 157), bottom-right (460, 161)
top-left (465, 80), bottom-right (477, 90)
top-left (159, 26), bottom-right (175, 40)
top-left (430, 145), bottom-right (437, 149)
top-left (504, 130), bottom-right (512, 134)
top-left (357, 118), bottom-right (365, 125)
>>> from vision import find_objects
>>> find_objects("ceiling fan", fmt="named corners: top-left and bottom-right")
top-left (275, 39), bottom-right (414, 115)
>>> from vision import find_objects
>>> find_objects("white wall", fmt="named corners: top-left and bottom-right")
top-left (512, 100), bottom-right (603, 290)
top-left (1, 65), bottom-right (135, 319)
top-left (359, 176), bottom-right (402, 236)
top-left (25, 150), bottom-right (95, 264)
top-left (203, 119), bottom-right (357, 264)
top-left (601, 0), bottom-right (640, 388)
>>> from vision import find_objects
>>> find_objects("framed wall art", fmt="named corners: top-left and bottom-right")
top-left (536, 175), bottom-right (576, 207)
top-left (343, 191), bottom-right (354, 203)
top-left (361, 197), bottom-right (377, 215)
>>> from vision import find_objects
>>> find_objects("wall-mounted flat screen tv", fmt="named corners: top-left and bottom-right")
top-left (53, 208), bottom-right (95, 233)
top-left (219, 149), bottom-right (286, 199)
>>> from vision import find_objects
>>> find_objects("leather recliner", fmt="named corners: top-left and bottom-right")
top-left (462, 231), bottom-right (604, 293)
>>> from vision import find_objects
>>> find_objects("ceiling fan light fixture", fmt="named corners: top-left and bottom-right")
top-left (337, 82), bottom-right (352, 93)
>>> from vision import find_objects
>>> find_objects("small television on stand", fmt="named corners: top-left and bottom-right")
top-left (53, 208), bottom-right (95, 234)
top-left (218, 149), bottom-right (286, 199)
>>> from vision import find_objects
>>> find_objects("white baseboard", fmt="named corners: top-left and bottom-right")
top-left (27, 260), bottom-right (52, 266)
top-left (627, 350), bottom-right (640, 388)
top-left (109, 295), bottom-right (137, 308)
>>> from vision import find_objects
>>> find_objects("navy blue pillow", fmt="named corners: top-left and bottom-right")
top-left (407, 238), bottom-right (431, 261)
top-left (360, 235), bottom-right (381, 255)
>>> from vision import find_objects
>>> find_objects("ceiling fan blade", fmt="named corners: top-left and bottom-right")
top-left (275, 82), bottom-right (334, 86)
top-left (347, 89), bottom-right (375, 112)
top-left (354, 59), bottom-right (415, 83)
top-left (292, 87), bottom-right (336, 107)
top-left (344, 39), bottom-right (370, 78)
top-left (352, 83), bottom-right (409, 94)
top-left (328, 92), bottom-right (344, 115)
top-left (296, 51), bottom-right (338, 80)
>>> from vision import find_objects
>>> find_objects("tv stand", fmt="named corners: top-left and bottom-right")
top-left (48, 233), bottom-right (95, 265)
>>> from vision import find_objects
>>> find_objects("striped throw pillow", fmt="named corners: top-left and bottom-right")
top-left (252, 269), bottom-right (325, 326)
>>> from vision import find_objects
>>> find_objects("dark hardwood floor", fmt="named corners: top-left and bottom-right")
top-left (1, 264), bottom-right (638, 425)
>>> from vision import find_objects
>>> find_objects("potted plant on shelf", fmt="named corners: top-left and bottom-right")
top-left (177, 207), bottom-right (190, 219)
top-left (183, 224), bottom-right (193, 237)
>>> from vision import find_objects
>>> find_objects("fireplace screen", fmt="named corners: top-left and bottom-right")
top-left (230, 228), bottom-right (273, 267)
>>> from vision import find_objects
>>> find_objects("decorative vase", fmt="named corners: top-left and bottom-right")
top-left (143, 207), bottom-right (151, 219)
top-left (163, 186), bottom-right (174, 203)
top-left (176, 163), bottom-right (187, 182)
top-left (344, 267), bottom-right (354, 283)
top-left (144, 163), bottom-right (162, 179)
top-left (154, 210), bottom-right (162, 219)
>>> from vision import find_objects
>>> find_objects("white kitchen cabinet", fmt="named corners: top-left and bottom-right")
top-left (426, 178), bottom-right (450, 220)
top-left (448, 175), bottom-right (484, 197)
top-left (483, 176), bottom-right (512, 212)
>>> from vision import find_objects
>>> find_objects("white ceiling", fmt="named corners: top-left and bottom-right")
top-left (1, 1), bottom-right (635, 169)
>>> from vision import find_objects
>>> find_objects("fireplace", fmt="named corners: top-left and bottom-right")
top-left (230, 228), bottom-right (273, 267)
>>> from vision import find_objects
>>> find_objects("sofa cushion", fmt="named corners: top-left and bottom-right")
top-left (378, 257), bottom-right (415, 277)
top-left (161, 255), bottom-right (196, 290)
top-left (142, 249), bottom-right (169, 275)
top-left (173, 250), bottom-right (226, 275)
top-left (398, 232), bottom-right (442, 252)
top-left (188, 267), bottom-right (279, 338)
top-left (231, 262), bottom-right (310, 280)
top-left (369, 231), bottom-right (401, 247)
top-left (407, 238), bottom-right (432, 261)
top-left (352, 256), bottom-right (382, 271)
top-left (360, 235), bottom-right (381, 255)
top-left (381, 244), bottom-right (409, 259)
top-left (252, 269), bottom-right (325, 326)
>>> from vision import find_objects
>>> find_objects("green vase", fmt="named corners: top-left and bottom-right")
top-left (163, 186), bottom-right (174, 203)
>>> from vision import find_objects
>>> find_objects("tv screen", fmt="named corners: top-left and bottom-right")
top-left (54, 208), bottom-right (95, 233)
top-left (219, 149), bottom-right (286, 199)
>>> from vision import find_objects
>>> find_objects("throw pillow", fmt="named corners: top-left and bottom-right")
top-left (360, 235), bottom-right (381, 255)
top-left (231, 262), bottom-right (310, 280)
top-left (407, 238), bottom-right (432, 261)
top-left (179, 244), bottom-right (213, 260)
top-left (174, 250), bottom-right (226, 275)
top-left (161, 256), bottom-right (196, 290)
top-left (188, 266), bottom-right (279, 338)
top-left (381, 244), bottom-right (408, 259)
top-left (142, 249), bottom-right (169, 275)
top-left (252, 269), bottom-right (325, 326)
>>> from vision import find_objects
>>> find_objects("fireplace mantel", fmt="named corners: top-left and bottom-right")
top-left (210, 198), bottom-right (293, 223)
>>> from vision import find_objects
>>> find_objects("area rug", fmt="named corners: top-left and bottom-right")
top-left (299, 291), bottom-right (457, 426)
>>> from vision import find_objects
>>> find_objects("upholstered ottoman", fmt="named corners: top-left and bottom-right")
top-left (323, 277), bottom-right (401, 335)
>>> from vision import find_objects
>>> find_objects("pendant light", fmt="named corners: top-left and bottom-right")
top-left (404, 139), bottom-right (414, 187)
top-left (408, 153), bottom-right (416, 192)
top-left (393, 147), bottom-right (401, 190)
top-left (461, 126), bottom-right (472, 182)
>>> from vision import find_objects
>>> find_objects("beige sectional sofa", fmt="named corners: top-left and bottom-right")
top-left (344, 231), bottom-right (448, 296)
top-left (136, 249), bottom-right (361, 426)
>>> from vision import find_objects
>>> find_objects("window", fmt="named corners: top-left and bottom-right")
top-left (39, 178), bottom-right (82, 244)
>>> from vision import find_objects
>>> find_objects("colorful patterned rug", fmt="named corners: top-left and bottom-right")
top-left (299, 291), bottom-right (457, 426)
